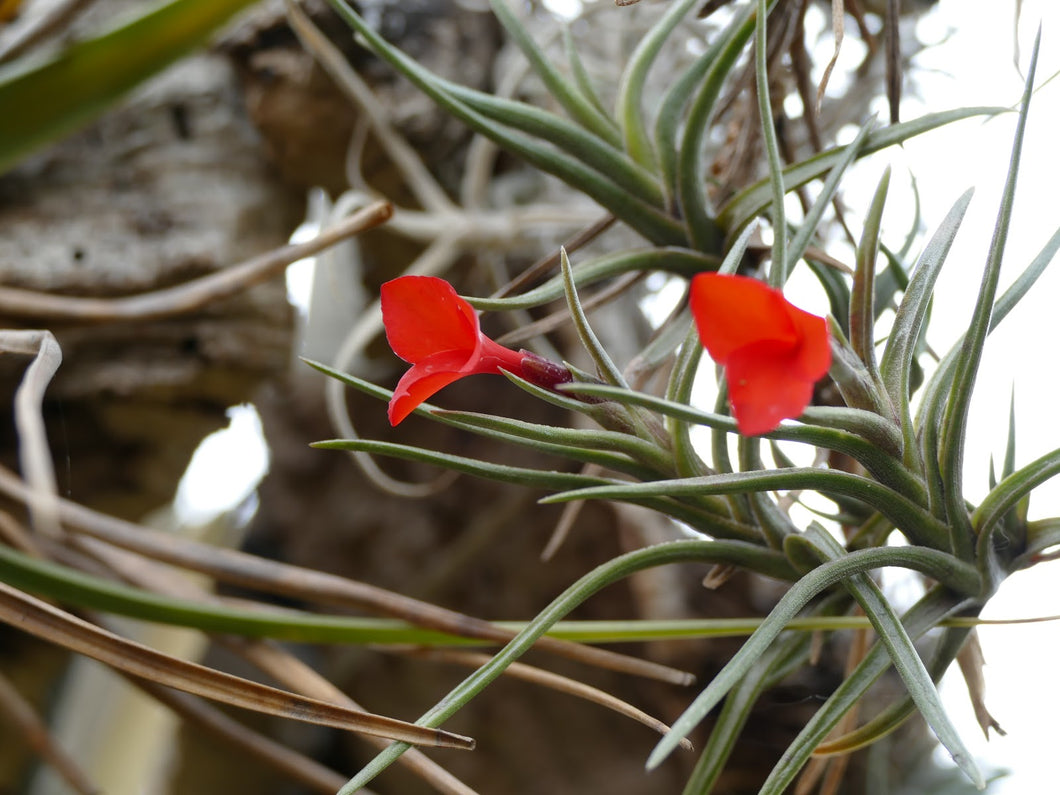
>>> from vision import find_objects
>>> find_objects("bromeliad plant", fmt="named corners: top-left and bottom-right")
top-left (311, 0), bottom-right (1060, 793)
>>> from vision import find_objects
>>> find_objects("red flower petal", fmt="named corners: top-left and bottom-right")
top-left (689, 273), bottom-right (798, 364)
top-left (387, 351), bottom-right (472, 425)
top-left (689, 273), bottom-right (831, 434)
top-left (725, 341), bottom-right (817, 435)
top-left (785, 307), bottom-right (831, 381)
top-left (381, 276), bottom-right (480, 364)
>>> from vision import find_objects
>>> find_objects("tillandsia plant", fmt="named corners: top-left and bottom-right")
top-left (310, 1), bottom-right (1060, 793)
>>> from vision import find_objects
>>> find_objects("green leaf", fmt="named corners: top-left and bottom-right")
top-left (326, 0), bottom-right (684, 244)
top-left (850, 168), bottom-right (890, 372)
top-left (974, 446), bottom-right (1060, 566)
top-left (441, 80), bottom-right (665, 206)
top-left (542, 468), bottom-right (955, 554)
top-left (562, 26), bottom-right (612, 121)
top-left (560, 383), bottom-right (924, 501)
top-left (717, 107), bottom-right (1006, 235)
top-left (0, 542), bottom-right (480, 645)
top-left (676, 1), bottom-right (763, 252)
top-left (652, 1), bottom-right (756, 206)
top-left (683, 630), bottom-right (814, 794)
top-left (467, 247), bottom-right (718, 311)
top-left (0, 0), bottom-right (260, 175)
top-left (801, 528), bottom-right (983, 789)
top-left (880, 189), bottom-right (973, 467)
top-left (487, 0), bottom-right (622, 146)
top-left (313, 437), bottom-right (610, 492)
top-left (615, 0), bottom-right (701, 169)
top-left (757, 586), bottom-right (974, 794)
top-left (645, 548), bottom-right (979, 768)
top-left (939, 32), bottom-right (1039, 563)
top-left (812, 626), bottom-right (971, 757)
top-left (560, 248), bottom-right (627, 387)
top-left (785, 118), bottom-right (876, 279)
top-left (754, 0), bottom-right (787, 285)
top-left (334, 539), bottom-right (800, 793)
top-left (436, 410), bottom-right (671, 475)
top-left (665, 223), bottom-right (756, 480)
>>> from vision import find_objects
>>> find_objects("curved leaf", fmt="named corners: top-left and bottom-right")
top-left (0, 0), bottom-right (259, 174)
top-left (645, 548), bottom-right (978, 768)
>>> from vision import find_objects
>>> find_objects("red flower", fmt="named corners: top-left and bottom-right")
top-left (689, 273), bottom-right (831, 435)
top-left (381, 276), bottom-right (568, 425)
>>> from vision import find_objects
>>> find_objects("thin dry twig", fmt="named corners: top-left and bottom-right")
top-left (4, 329), bottom-right (63, 539)
top-left (816, 0), bottom-right (846, 114)
top-left (0, 669), bottom-right (100, 795)
top-left (127, 676), bottom-right (361, 795)
top-left (71, 536), bottom-right (479, 795)
top-left (0, 200), bottom-right (393, 323)
top-left (225, 637), bottom-right (480, 795)
top-left (0, 0), bottom-right (97, 63)
top-left (409, 647), bottom-right (695, 751)
top-left (0, 464), bottom-right (694, 686)
top-left (285, 0), bottom-right (455, 214)
top-left (0, 579), bottom-right (474, 749)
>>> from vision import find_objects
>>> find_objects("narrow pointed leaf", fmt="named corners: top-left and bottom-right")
top-left (468, 247), bottom-right (717, 311)
top-left (880, 189), bottom-right (973, 460)
top-left (645, 548), bottom-right (978, 768)
top-left (615, 0), bottom-right (701, 168)
top-left (850, 168), bottom-right (890, 370)
top-left (717, 107), bottom-right (1005, 234)
top-left (802, 528), bottom-right (983, 789)
top-left (544, 467), bottom-right (953, 554)
top-left (326, 0), bottom-right (683, 244)
top-left (335, 539), bottom-right (800, 793)
top-left (487, 0), bottom-right (622, 145)
top-left (940, 33), bottom-right (1039, 562)
top-left (758, 587), bottom-right (972, 794)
